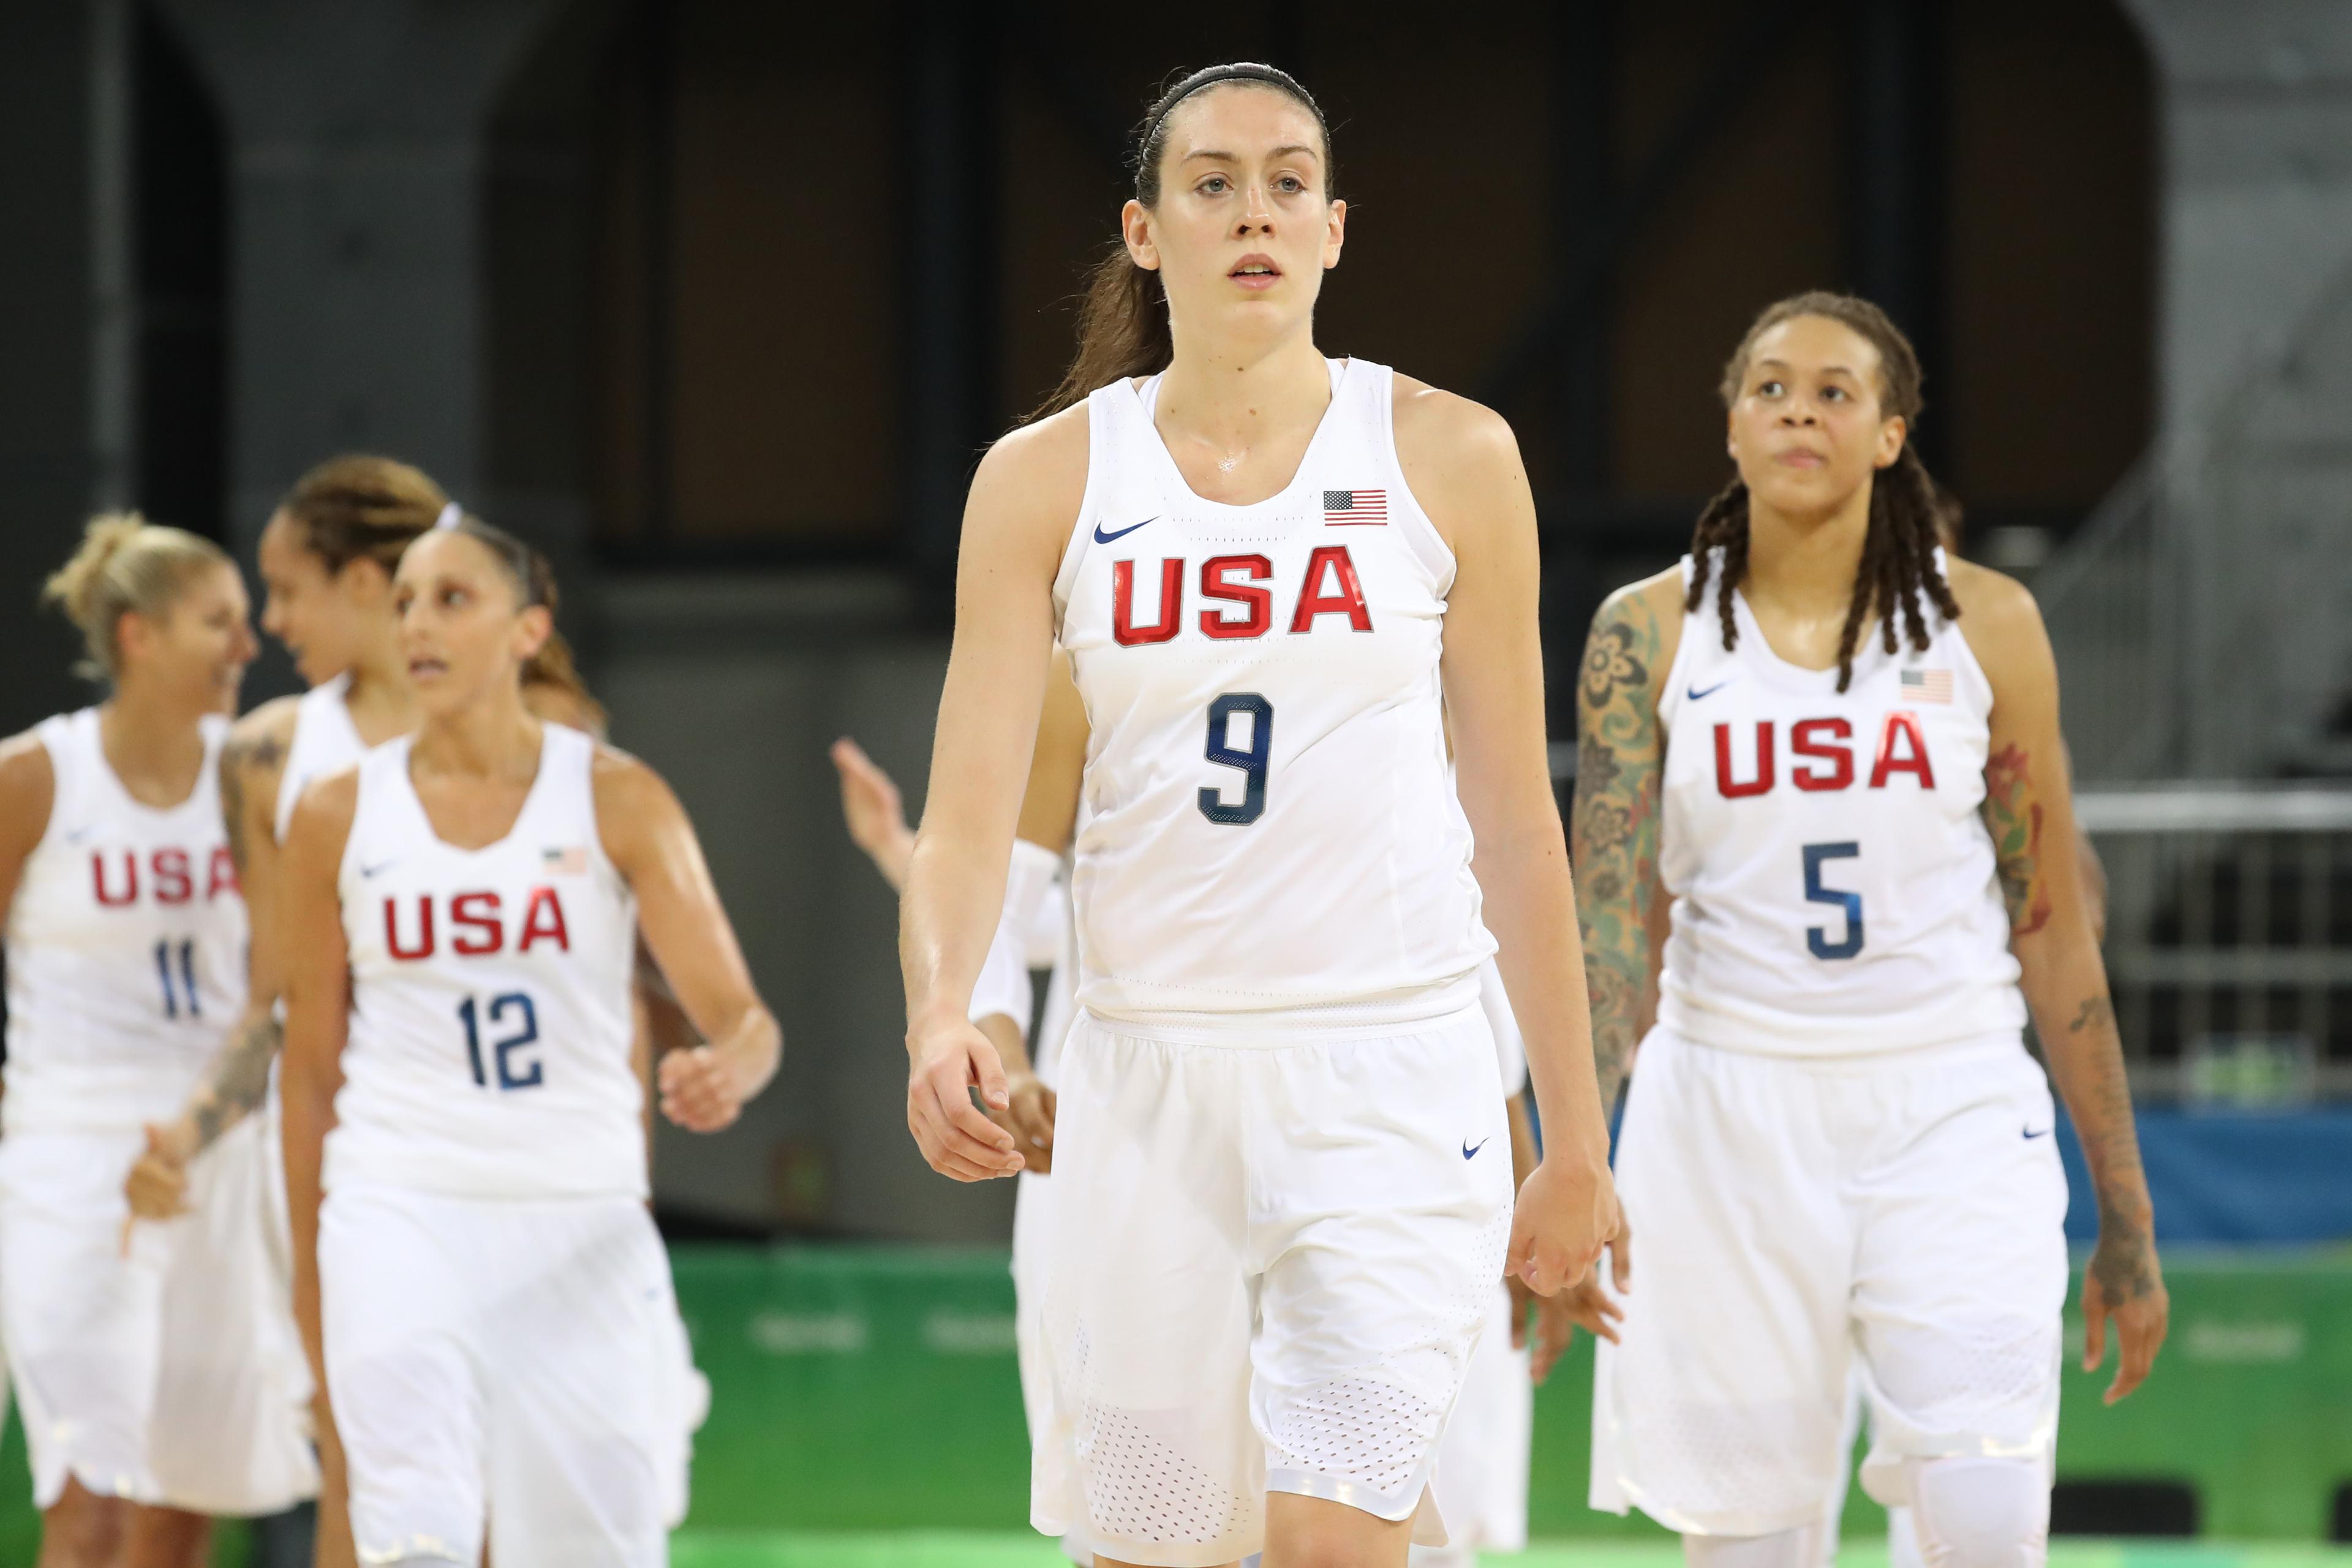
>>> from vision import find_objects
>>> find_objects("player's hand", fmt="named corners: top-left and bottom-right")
top-left (907, 1017), bottom-right (1023, 1182)
top-left (2082, 1221), bottom-right (2167, 1404)
top-left (659, 1042), bottom-right (763, 1133)
top-left (124, 1119), bottom-right (196, 1224)
top-left (1559, 1215), bottom-right (1630, 1349)
top-left (986, 1069), bottom-right (1057, 1176)
top-left (122, 1120), bottom-right (199, 1252)
top-left (1507, 1270), bottom-right (1581, 1384)
top-left (1507, 1152), bottom-right (1619, 1297)
top-left (830, 738), bottom-right (916, 892)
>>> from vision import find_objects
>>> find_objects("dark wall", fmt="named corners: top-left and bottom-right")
top-left (0, 2), bottom-right (101, 741)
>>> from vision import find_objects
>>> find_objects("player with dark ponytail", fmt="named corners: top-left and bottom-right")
top-left (902, 60), bottom-right (1619, 1568)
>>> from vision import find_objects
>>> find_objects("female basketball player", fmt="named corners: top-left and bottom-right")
top-left (271, 514), bottom-right (775, 1566)
top-left (118, 455), bottom-right (625, 1567)
top-left (897, 62), bottom-right (1618, 1567)
top-left (1570, 292), bottom-right (2167, 1568)
top-left (0, 516), bottom-right (314, 1568)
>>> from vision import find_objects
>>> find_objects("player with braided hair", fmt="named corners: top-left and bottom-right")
top-left (1568, 293), bottom-right (2166, 1568)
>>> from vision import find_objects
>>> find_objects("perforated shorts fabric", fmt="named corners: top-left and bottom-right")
top-left (1030, 1008), bottom-right (1513, 1567)
top-left (1590, 1028), bottom-right (2068, 1537)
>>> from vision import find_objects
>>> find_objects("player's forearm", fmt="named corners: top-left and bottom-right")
top-left (278, 1040), bottom-right (336, 1374)
top-left (2019, 927), bottom-right (2152, 1229)
top-left (1506, 1091), bottom-right (1539, 1189)
top-left (709, 1001), bottom-right (783, 1099)
top-left (900, 828), bottom-right (1012, 1041)
top-left (171, 1004), bottom-right (284, 1156)
top-left (1476, 826), bottom-right (1610, 1161)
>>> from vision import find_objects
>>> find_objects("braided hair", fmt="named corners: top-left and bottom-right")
top-left (1687, 291), bottom-right (1961, 693)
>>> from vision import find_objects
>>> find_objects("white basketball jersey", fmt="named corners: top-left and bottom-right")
top-left (275, 673), bottom-right (366, 843)
top-left (1053, 359), bottom-right (1493, 1031)
top-left (3, 709), bottom-right (246, 1133)
top-left (1654, 551), bottom-right (2026, 1057)
top-left (326, 724), bottom-right (644, 1200)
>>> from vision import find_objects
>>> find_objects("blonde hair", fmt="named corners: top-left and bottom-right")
top-left (42, 512), bottom-right (234, 680)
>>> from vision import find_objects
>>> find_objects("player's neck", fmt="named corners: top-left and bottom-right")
top-left (341, 630), bottom-right (421, 744)
top-left (1742, 488), bottom-right (1872, 624)
top-left (97, 685), bottom-right (208, 806)
top-left (1153, 325), bottom-right (1329, 453)
top-left (413, 688), bottom-right (541, 785)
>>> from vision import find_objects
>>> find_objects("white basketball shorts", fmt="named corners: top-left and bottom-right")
top-left (1031, 1006), bottom-right (1513, 1567)
top-left (319, 1181), bottom-right (677, 1567)
top-left (0, 1117), bottom-right (318, 1515)
top-left (1426, 1283), bottom-right (1531, 1553)
top-left (1591, 1027), bottom-right (2069, 1536)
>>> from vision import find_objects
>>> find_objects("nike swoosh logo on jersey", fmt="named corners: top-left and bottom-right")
top-left (64, 824), bottom-right (96, 845)
top-left (361, 859), bottom-right (399, 878)
top-left (1461, 1137), bottom-right (1489, 1160)
top-left (1686, 679), bottom-right (1733, 701)
top-left (2021, 1126), bottom-right (2052, 1140)
top-left (1093, 515), bottom-right (1158, 545)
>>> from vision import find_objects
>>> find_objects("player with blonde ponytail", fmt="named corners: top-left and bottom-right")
top-left (0, 515), bottom-right (315, 1568)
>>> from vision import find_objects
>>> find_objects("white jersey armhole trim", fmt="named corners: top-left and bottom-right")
top-left (1376, 364), bottom-right (1460, 598)
top-left (1049, 388), bottom-right (1113, 634)
top-left (23, 713), bottom-right (80, 858)
top-left (1653, 555), bottom-right (1703, 733)
top-left (1937, 550), bottom-right (2000, 721)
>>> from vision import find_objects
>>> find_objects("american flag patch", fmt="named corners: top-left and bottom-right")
top-left (1323, 488), bottom-right (1387, 524)
top-left (1900, 668), bottom-right (1953, 704)
top-left (542, 845), bottom-right (589, 875)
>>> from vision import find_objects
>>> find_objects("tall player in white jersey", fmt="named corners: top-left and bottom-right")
top-left (840, 676), bottom-right (1574, 1568)
top-left (1569, 293), bottom-right (2169, 1568)
top-left (897, 62), bottom-right (1619, 1568)
top-left (0, 517), bottom-right (315, 1568)
top-left (273, 514), bottom-right (778, 1566)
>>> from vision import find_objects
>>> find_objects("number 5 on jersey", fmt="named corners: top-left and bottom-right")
top-left (1802, 842), bottom-right (1864, 960)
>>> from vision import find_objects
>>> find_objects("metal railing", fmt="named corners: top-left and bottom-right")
top-left (2041, 255), bottom-right (2352, 783)
top-left (2080, 786), bottom-right (2352, 1101)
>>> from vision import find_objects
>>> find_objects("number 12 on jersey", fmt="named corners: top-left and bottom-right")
top-left (458, 992), bottom-right (544, 1090)
top-left (1199, 693), bottom-right (1273, 826)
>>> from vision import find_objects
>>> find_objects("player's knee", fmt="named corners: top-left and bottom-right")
top-left (45, 1491), bottom-right (129, 1566)
top-left (1907, 1457), bottom-right (2048, 1568)
top-left (1682, 1523), bottom-right (1823, 1568)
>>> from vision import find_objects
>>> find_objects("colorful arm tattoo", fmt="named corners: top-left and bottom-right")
top-left (1571, 592), bottom-right (1664, 1109)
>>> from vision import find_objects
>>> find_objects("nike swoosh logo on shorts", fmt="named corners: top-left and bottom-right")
top-left (1461, 1138), bottom-right (1489, 1160)
top-left (1687, 679), bottom-right (1732, 701)
top-left (2021, 1126), bottom-right (2052, 1140)
top-left (1093, 516), bottom-right (1158, 545)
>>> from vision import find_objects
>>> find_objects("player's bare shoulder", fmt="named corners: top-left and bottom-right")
top-left (1390, 374), bottom-right (1526, 546)
top-left (284, 763), bottom-right (361, 874)
top-left (0, 725), bottom-right (58, 857)
top-left (588, 741), bottom-right (688, 872)
top-left (1583, 567), bottom-right (1687, 723)
top-left (222, 696), bottom-right (302, 799)
top-left (968, 401), bottom-right (1092, 565)
top-left (1945, 557), bottom-right (2054, 691)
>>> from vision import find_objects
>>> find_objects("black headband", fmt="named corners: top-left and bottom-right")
top-left (1137, 63), bottom-right (1325, 190)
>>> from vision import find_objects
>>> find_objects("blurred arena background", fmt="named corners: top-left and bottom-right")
top-left (1, 1), bottom-right (2348, 1562)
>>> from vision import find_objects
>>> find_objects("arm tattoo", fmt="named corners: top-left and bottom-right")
top-left (1981, 742), bottom-right (2052, 937)
top-left (1571, 594), bottom-right (1663, 1109)
top-left (219, 731), bottom-right (284, 880)
top-left (188, 1011), bottom-right (285, 1153)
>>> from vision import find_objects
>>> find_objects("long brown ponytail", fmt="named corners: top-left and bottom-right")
top-left (1031, 62), bottom-right (1334, 421)
top-left (1687, 290), bottom-right (1962, 693)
